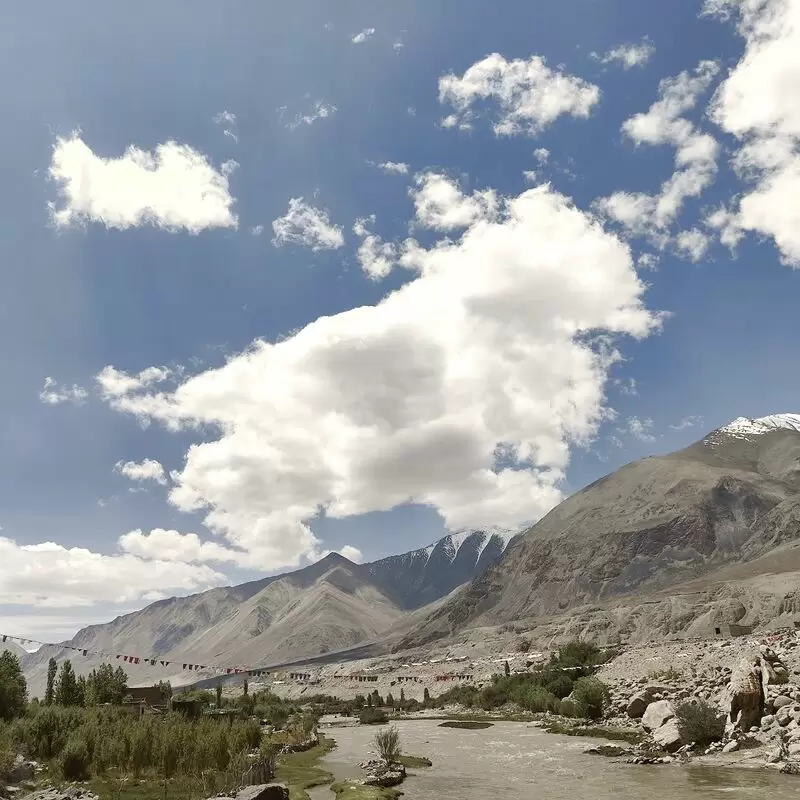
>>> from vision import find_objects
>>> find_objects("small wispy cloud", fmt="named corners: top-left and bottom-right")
top-left (352, 27), bottom-right (376, 44)
top-left (286, 101), bottom-right (338, 131)
top-left (625, 416), bottom-right (656, 442)
top-left (373, 161), bottom-right (409, 175)
top-left (670, 415), bottom-right (704, 431)
top-left (39, 377), bottom-right (89, 406)
top-left (592, 38), bottom-right (655, 70)
top-left (213, 110), bottom-right (238, 142)
top-left (272, 198), bottom-right (345, 251)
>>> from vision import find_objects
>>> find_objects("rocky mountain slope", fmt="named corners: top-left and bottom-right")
top-left (400, 414), bottom-right (800, 647)
top-left (363, 529), bottom-right (518, 608)
top-left (20, 529), bottom-right (515, 695)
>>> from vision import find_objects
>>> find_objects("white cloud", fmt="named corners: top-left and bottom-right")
top-left (339, 545), bottom-right (364, 563)
top-left (439, 53), bottom-right (600, 136)
top-left (522, 170), bottom-right (538, 183)
top-left (411, 172), bottom-right (499, 230)
top-left (251, 224), bottom-right (265, 236)
top-left (98, 175), bottom-right (660, 571)
top-left (115, 458), bottom-right (168, 486)
top-left (595, 61), bottom-right (719, 239)
top-left (670, 414), bottom-right (704, 431)
top-left (213, 110), bottom-right (238, 142)
top-left (705, 0), bottom-right (800, 265)
top-left (704, 205), bottom-right (744, 251)
top-left (674, 228), bottom-right (711, 262)
top-left (376, 161), bottom-right (410, 175)
top-left (594, 38), bottom-right (655, 70)
top-left (39, 377), bottom-right (88, 406)
top-left (351, 28), bottom-right (376, 44)
top-left (48, 134), bottom-right (238, 233)
top-left (272, 198), bottom-right (345, 251)
top-left (637, 253), bottom-right (660, 270)
top-left (0, 536), bottom-right (224, 607)
top-left (393, 39), bottom-right (404, 53)
top-left (534, 148), bottom-right (550, 164)
top-left (287, 101), bottom-right (338, 130)
top-left (353, 216), bottom-right (399, 280)
top-left (614, 377), bottom-right (638, 396)
top-left (626, 416), bottom-right (656, 442)
top-left (118, 528), bottom-right (248, 566)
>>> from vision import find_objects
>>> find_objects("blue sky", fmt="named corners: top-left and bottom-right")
top-left (1, 0), bottom-right (799, 640)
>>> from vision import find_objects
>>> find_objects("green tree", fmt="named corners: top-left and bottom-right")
top-left (386, 693), bottom-right (394, 707)
top-left (0, 650), bottom-right (27, 721)
top-left (75, 675), bottom-right (86, 707)
top-left (85, 663), bottom-right (128, 705)
top-left (423, 688), bottom-right (430, 704)
top-left (399, 688), bottom-right (405, 705)
top-left (216, 682), bottom-right (223, 708)
top-left (45, 657), bottom-right (57, 706)
top-left (504, 660), bottom-right (511, 677)
top-left (157, 680), bottom-right (172, 702)
top-left (55, 660), bottom-right (80, 707)
top-left (243, 677), bottom-right (249, 696)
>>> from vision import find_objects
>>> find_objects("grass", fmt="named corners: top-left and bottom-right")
top-left (396, 754), bottom-right (432, 768)
top-left (330, 781), bottom-right (402, 800)
top-left (438, 720), bottom-right (493, 730)
top-left (542, 721), bottom-right (645, 745)
top-left (82, 775), bottom-right (201, 800)
top-left (275, 736), bottom-right (336, 800)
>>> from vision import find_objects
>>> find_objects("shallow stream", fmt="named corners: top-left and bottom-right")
top-left (308, 720), bottom-right (800, 799)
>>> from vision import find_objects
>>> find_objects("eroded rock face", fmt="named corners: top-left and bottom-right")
top-left (642, 700), bottom-right (675, 732)
top-left (725, 656), bottom-right (764, 734)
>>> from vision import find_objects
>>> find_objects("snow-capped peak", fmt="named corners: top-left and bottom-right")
top-left (704, 413), bottom-right (800, 448)
top-left (719, 414), bottom-right (800, 440)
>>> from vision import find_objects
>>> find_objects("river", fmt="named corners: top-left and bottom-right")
top-left (308, 720), bottom-right (800, 799)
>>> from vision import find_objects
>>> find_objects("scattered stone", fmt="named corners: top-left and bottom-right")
top-left (722, 741), bottom-right (740, 753)
top-left (774, 695), bottom-right (792, 709)
top-left (584, 745), bottom-right (634, 757)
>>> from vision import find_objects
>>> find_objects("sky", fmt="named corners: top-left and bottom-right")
top-left (1, 0), bottom-right (799, 641)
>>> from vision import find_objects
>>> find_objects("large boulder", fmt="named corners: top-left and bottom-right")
top-left (627, 692), bottom-right (652, 719)
top-left (725, 656), bottom-right (764, 735)
top-left (642, 700), bottom-right (675, 732)
top-left (652, 719), bottom-right (683, 752)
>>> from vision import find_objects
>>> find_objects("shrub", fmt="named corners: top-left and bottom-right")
top-left (517, 638), bottom-right (532, 653)
top-left (374, 725), bottom-right (401, 766)
top-left (571, 678), bottom-right (611, 720)
top-left (359, 707), bottom-right (388, 725)
top-left (675, 699), bottom-right (724, 747)
top-left (61, 737), bottom-right (91, 781)
top-left (544, 674), bottom-right (575, 699)
top-left (517, 686), bottom-right (560, 713)
top-left (557, 698), bottom-right (578, 718)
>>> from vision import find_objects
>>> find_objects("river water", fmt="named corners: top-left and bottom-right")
top-left (308, 720), bottom-right (800, 800)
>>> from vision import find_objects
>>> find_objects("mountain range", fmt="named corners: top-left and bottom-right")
top-left (400, 413), bottom-right (800, 648)
top-left (21, 414), bottom-right (800, 694)
top-left (19, 529), bottom-right (515, 695)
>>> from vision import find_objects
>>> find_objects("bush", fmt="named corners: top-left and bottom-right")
top-left (61, 737), bottom-right (91, 781)
top-left (557, 699), bottom-right (578, 718)
top-left (517, 638), bottom-right (532, 653)
top-left (544, 674), bottom-right (575, 699)
top-left (675, 699), bottom-right (724, 747)
top-left (374, 725), bottom-right (401, 766)
top-left (516, 686), bottom-right (560, 713)
top-left (571, 678), bottom-right (611, 720)
top-left (359, 708), bottom-right (388, 725)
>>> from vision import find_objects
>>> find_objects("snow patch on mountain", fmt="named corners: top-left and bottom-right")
top-left (714, 414), bottom-right (800, 443)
